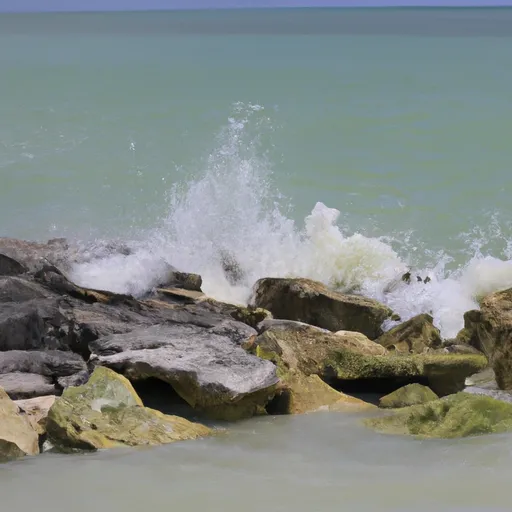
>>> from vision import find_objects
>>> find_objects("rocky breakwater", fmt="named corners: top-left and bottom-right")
top-left (0, 237), bottom-right (510, 462)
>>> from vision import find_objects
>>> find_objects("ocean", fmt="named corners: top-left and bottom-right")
top-left (1, 8), bottom-right (512, 509)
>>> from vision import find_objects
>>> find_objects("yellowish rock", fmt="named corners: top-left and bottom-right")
top-left (0, 387), bottom-right (39, 462)
top-left (46, 367), bottom-right (212, 452)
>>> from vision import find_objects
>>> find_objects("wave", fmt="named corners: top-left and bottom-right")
top-left (70, 102), bottom-right (512, 340)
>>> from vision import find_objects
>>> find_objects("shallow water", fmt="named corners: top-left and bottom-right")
top-left (1, 412), bottom-right (511, 512)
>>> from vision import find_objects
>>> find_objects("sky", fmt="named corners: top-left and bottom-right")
top-left (1, 0), bottom-right (512, 11)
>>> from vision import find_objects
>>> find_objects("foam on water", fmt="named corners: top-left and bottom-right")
top-left (71, 103), bottom-right (512, 339)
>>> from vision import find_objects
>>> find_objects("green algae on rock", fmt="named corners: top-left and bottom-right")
top-left (46, 367), bottom-right (211, 452)
top-left (367, 392), bottom-right (512, 439)
top-left (330, 351), bottom-right (487, 396)
top-left (0, 387), bottom-right (39, 463)
top-left (379, 383), bottom-right (438, 409)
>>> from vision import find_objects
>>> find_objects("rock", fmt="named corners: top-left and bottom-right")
top-left (456, 309), bottom-right (495, 358)
top-left (0, 350), bottom-right (87, 399)
top-left (15, 395), bottom-right (56, 435)
top-left (330, 350), bottom-right (487, 396)
top-left (251, 277), bottom-right (392, 339)
top-left (267, 373), bottom-right (372, 415)
top-left (0, 237), bottom-right (72, 273)
top-left (0, 276), bottom-right (53, 303)
top-left (0, 373), bottom-right (57, 399)
top-left (0, 387), bottom-right (39, 462)
top-left (379, 383), bottom-right (438, 409)
top-left (464, 387), bottom-right (512, 404)
top-left (230, 307), bottom-right (272, 330)
top-left (155, 287), bottom-right (206, 303)
top-left (465, 367), bottom-right (497, 389)
top-left (46, 367), bottom-right (211, 452)
top-left (251, 321), bottom-right (387, 378)
top-left (171, 271), bottom-right (203, 292)
top-left (0, 301), bottom-right (45, 351)
top-left (90, 324), bottom-right (278, 420)
top-left (366, 392), bottom-right (512, 439)
top-left (0, 254), bottom-right (28, 277)
top-left (376, 314), bottom-right (442, 354)
top-left (249, 321), bottom-right (381, 414)
top-left (455, 289), bottom-right (512, 390)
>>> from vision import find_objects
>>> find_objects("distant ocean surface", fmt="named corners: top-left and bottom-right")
top-left (2, 8), bottom-right (512, 339)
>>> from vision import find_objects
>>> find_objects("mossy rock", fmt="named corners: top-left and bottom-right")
top-left (367, 392), bottom-right (512, 438)
top-left (253, 325), bottom-right (374, 414)
top-left (376, 314), bottom-right (442, 354)
top-left (329, 351), bottom-right (487, 396)
top-left (379, 384), bottom-right (438, 409)
top-left (46, 367), bottom-right (211, 452)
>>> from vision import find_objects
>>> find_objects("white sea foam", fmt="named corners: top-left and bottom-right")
top-left (70, 103), bottom-right (512, 340)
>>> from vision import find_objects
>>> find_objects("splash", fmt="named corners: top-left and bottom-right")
top-left (71, 102), bottom-right (512, 340)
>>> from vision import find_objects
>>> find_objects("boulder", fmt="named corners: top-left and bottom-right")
top-left (0, 254), bottom-right (28, 277)
top-left (15, 395), bottom-right (56, 435)
top-left (379, 383), bottom-right (438, 409)
top-left (0, 350), bottom-right (88, 399)
top-left (251, 320), bottom-right (485, 398)
top-left (330, 350), bottom-right (487, 396)
top-left (0, 387), bottom-right (39, 462)
top-left (251, 277), bottom-right (392, 339)
top-left (455, 289), bottom-right (512, 390)
top-left (46, 367), bottom-right (211, 452)
top-left (456, 309), bottom-right (495, 358)
top-left (267, 372), bottom-right (373, 415)
top-left (0, 373), bottom-right (57, 399)
top-left (251, 321), bottom-right (387, 378)
top-left (249, 321), bottom-right (381, 414)
top-left (376, 314), bottom-right (442, 354)
top-left (0, 276), bottom-right (53, 303)
top-left (366, 392), bottom-right (512, 439)
top-left (89, 324), bottom-right (279, 420)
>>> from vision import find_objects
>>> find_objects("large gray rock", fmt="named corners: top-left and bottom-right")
top-left (90, 324), bottom-right (279, 420)
top-left (0, 299), bottom-right (66, 351)
top-left (0, 276), bottom-right (53, 303)
top-left (251, 277), bottom-right (392, 339)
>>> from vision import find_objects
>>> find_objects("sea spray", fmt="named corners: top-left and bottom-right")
top-left (70, 103), bottom-right (512, 340)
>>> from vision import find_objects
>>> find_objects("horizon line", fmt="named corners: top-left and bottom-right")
top-left (3, 5), bottom-right (512, 13)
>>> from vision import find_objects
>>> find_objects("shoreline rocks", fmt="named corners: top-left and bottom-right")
top-left (2, 236), bottom-right (512, 462)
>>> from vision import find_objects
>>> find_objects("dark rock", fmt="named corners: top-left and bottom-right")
top-left (251, 277), bottom-right (392, 339)
top-left (0, 254), bottom-right (28, 277)
top-left (0, 350), bottom-right (87, 379)
top-left (0, 300), bottom-right (66, 351)
top-left (89, 324), bottom-right (278, 420)
top-left (0, 276), bottom-right (53, 303)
